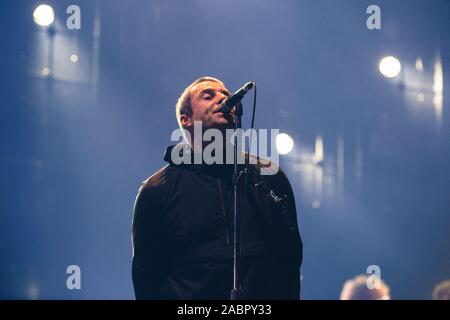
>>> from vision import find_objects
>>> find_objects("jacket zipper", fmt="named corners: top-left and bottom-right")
top-left (217, 180), bottom-right (231, 245)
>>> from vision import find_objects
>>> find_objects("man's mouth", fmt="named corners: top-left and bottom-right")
top-left (214, 106), bottom-right (236, 115)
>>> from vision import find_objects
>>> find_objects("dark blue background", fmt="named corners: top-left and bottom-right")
top-left (0, 0), bottom-right (449, 299)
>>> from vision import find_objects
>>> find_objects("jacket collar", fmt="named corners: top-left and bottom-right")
top-left (164, 143), bottom-right (245, 177)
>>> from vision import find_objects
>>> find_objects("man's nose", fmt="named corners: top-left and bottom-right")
top-left (216, 94), bottom-right (227, 105)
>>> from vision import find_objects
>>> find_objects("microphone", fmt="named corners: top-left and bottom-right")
top-left (218, 81), bottom-right (255, 113)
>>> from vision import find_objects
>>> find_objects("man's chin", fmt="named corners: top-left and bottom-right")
top-left (204, 120), bottom-right (234, 132)
top-left (209, 114), bottom-right (234, 127)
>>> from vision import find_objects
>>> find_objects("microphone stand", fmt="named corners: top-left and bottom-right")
top-left (230, 102), bottom-right (244, 300)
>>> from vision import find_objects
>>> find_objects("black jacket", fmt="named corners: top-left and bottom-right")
top-left (132, 145), bottom-right (302, 299)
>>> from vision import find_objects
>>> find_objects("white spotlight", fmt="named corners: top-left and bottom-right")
top-left (27, 282), bottom-right (39, 300)
top-left (416, 93), bottom-right (425, 102)
top-left (33, 4), bottom-right (55, 27)
top-left (379, 56), bottom-right (401, 78)
top-left (41, 67), bottom-right (51, 76)
top-left (70, 54), bottom-right (79, 63)
top-left (415, 58), bottom-right (424, 71)
top-left (312, 200), bottom-right (321, 209)
top-left (276, 133), bottom-right (294, 155)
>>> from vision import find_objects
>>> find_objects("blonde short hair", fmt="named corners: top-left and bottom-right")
top-left (340, 275), bottom-right (390, 300)
top-left (175, 76), bottom-right (223, 129)
top-left (432, 280), bottom-right (450, 300)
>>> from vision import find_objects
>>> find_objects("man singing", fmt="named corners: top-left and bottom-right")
top-left (131, 76), bottom-right (302, 299)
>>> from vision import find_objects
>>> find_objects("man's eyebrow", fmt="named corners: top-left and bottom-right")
top-left (198, 88), bottom-right (230, 97)
top-left (199, 88), bottom-right (215, 96)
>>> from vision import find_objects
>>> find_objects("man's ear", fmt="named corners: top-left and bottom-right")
top-left (180, 114), bottom-right (192, 129)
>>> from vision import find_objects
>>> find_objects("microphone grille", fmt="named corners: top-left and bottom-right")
top-left (244, 81), bottom-right (255, 91)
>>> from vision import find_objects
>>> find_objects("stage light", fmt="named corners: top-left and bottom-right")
top-left (312, 135), bottom-right (324, 164)
top-left (276, 133), bottom-right (294, 155)
top-left (416, 93), bottom-right (425, 102)
top-left (433, 56), bottom-right (444, 117)
top-left (27, 282), bottom-right (39, 300)
top-left (415, 58), bottom-right (424, 71)
top-left (379, 56), bottom-right (401, 78)
top-left (33, 4), bottom-right (55, 27)
top-left (42, 67), bottom-right (50, 76)
top-left (433, 58), bottom-right (443, 96)
top-left (312, 200), bottom-right (321, 209)
top-left (70, 54), bottom-right (79, 63)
